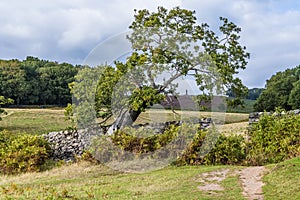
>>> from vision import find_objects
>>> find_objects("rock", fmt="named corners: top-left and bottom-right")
top-left (72, 143), bottom-right (79, 147)
top-left (291, 109), bottom-right (300, 115)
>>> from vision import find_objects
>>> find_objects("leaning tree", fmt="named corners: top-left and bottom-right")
top-left (72, 7), bottom-right (249, 132)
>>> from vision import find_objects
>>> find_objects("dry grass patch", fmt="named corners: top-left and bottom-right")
top-left (0, 161), bottom-right (115, 186)
top-left (0, 162), bottom-right (243, 199)
top-left (135, 109), bottom-right (248, 125)
top-left (220, 122), bottom-right (249, 136)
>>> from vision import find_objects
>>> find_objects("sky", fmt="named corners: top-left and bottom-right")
top-left (1, 0), bottom-right (300, 88)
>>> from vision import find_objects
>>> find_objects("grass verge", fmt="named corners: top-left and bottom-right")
top-left (263, 156), bottom-right (300, 200)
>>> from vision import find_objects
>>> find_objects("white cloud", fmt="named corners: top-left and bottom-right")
top-left (0, 0), bottom-right (299, 88)
top-left (0, 0), bottom-right (183, 62)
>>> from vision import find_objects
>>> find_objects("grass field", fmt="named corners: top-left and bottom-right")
top-left (263, 157), bottom-right (300, 200)
top-left (0, 157), bottom-right (299, 199)
top-left (0, 108), bottom-right (249, 135)
top-left (0, 162), bottom-right (244, 199)
top-left (0, 108), bottom-right (71, 135)
top-left (135, 109), bottom-right (249, 124)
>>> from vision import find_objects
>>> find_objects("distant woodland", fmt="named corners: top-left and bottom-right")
top-left (0, 56), bottom-right (79, 106)
top-left (0, 56), bottom-right (298, 112)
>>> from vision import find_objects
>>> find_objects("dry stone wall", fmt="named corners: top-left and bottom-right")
top-left (44, 110), bottom-right (300, 161)
top-left (249, 109), bottom-right (300, 125)
top-left (43, 118), bottom-right (213, 161)
top-left (42, 128), bottom-right (103, 161)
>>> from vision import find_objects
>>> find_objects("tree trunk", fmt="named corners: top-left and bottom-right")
top-left (107, 109), bottom-right (141, 135)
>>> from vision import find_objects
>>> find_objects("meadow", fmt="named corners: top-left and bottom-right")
top-left (0, 156), bottom-right (299, 199)
top-left (0, 108), bottom-right (249, 135)
top-left (0, 108), bottom-right (70, 135)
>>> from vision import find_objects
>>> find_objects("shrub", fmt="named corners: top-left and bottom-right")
top-left (90, 135), bottom-right (122, 163)
top-left (207, 134), bottom-right (246, 165)
top-left (91, 124), bottom-right (247, 165)
top-left (75, 150), bottom-right (100, 164)
top-left (91, 111), bottom-right (300, 167)
top-left (246, 109), bottom-right (300, 165)
top-left (0, 131), bottom-right (51, 174)
top-left (111, 125), bottom-right (179, 154)
top-left (90, 123), bottom-right (198, 163)
top-left (176, 128), bottom-right (246, 165)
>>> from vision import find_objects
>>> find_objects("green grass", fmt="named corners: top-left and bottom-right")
top-left (0, 108), bottom-right (70, 135)
top-left (263, 156), bottom-right (300, 200)
top-left (0, 162), bottom-right (244, 200)
top-left (1, 158), bottom-right (299, 199)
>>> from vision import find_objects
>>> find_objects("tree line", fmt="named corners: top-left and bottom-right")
top-left (0, 55), bottom-right (298, 113)
top-left (0, 56), bottom-right (79, 106)
top-left (254, 65), bottom-right (300, 111)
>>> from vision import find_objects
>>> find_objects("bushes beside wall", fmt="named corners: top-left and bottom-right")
top-left (176, 129), bottom-right (246, 165)
top-left (0, 131), bottom-right (51, 174)
top-left (176, 110), bottom-right (300, 166)
top-left (90, 124), bottom-right (196, 163)
top-left (246, 110), bottom-right (300, 165)
top-left (111, 125), bottom-right (179, 154)
top-left (59, 110), bottom-right (300, 167)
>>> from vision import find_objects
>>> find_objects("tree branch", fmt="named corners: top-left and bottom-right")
top-left (159, 71), bottom-right (183, 92)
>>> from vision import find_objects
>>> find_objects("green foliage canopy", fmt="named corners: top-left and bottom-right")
top-left (254, 65), bottom-right (300, 111)
top-left (0, 56), bottom-right (79, 106)
top-left (93, 7), bottom-right (249, 127)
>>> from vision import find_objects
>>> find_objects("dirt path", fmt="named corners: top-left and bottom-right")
top-left (196, 169), bottom-right (230, 193)
top-left (239, 166), bottom-right (266, 200)
top-left (197, 166), bottom-right (266, 199)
